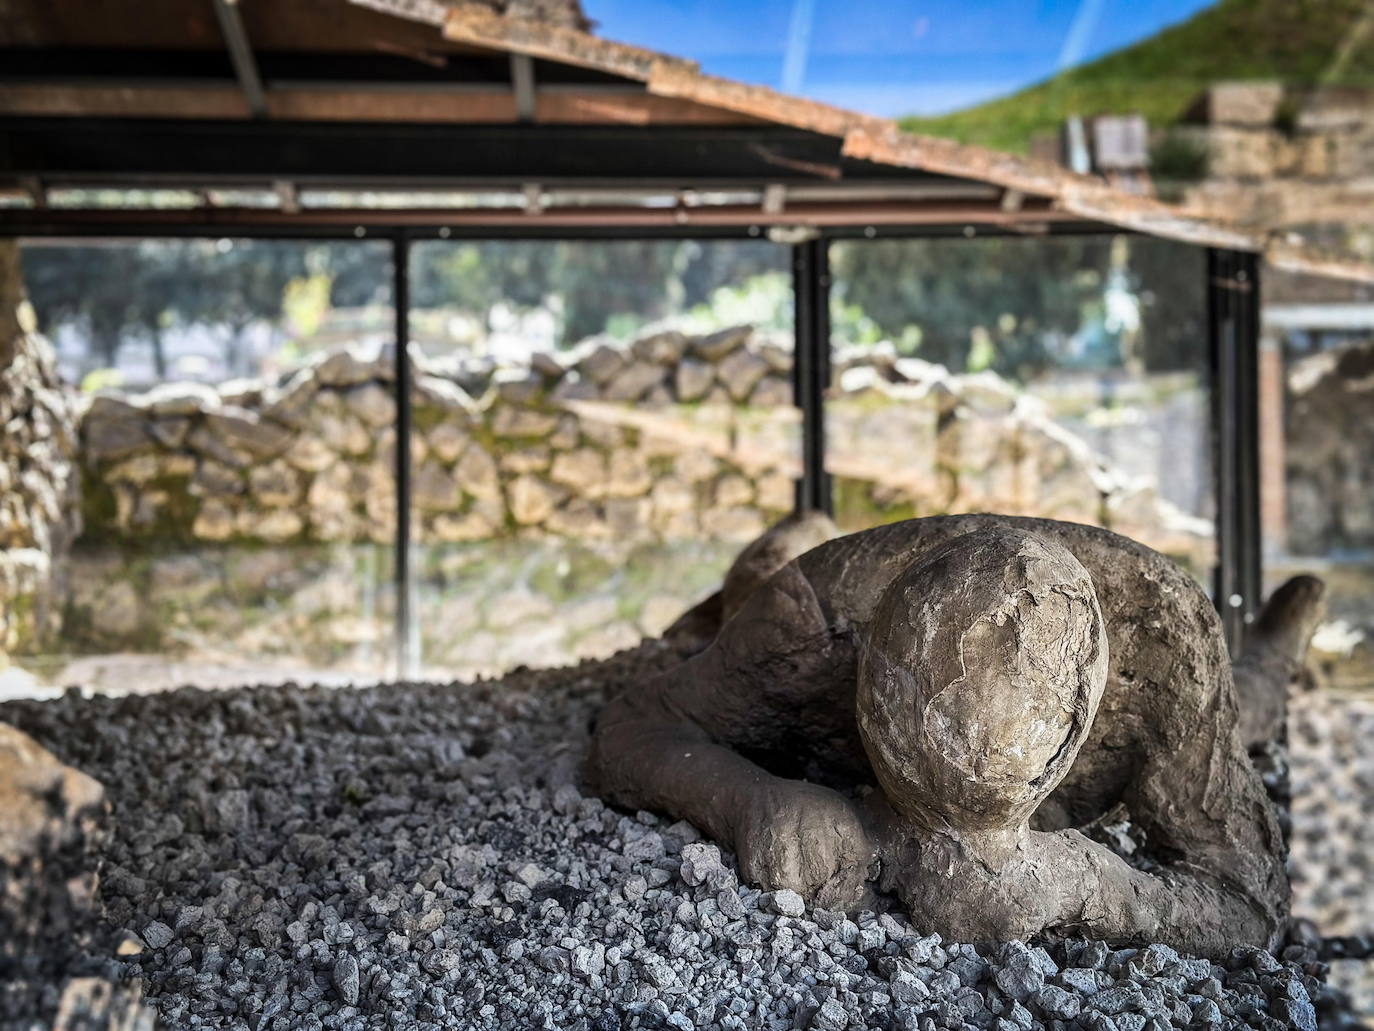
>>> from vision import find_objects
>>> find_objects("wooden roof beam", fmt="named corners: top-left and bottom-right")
top-left (348, 0), bottom-right (450, 27)
top-left (0, 84), bottom-right (759, 125)
top-left (211, 0), bottom-right (267, 119)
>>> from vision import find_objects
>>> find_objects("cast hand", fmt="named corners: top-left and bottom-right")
top-left (734, 778), bottom-right (875, 911)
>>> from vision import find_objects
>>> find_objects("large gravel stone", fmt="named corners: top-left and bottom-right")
top-left (674, 358), bottom-right (714, 402)
top-left (0, 721), bottom-right (104, 865)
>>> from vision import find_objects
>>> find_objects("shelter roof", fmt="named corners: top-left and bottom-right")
top-left (0, 0), bottom-right (1369, 282)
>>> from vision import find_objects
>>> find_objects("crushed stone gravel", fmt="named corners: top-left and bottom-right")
top-left (0, 642), bottom-right (1363, 1030)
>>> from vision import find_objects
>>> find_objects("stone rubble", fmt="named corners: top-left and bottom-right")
top-left (32, 325), bottom-right (1220, 676)
top-left (0, 642), bottom-right (1358, 1030)
top-left (0, 241), bottom-right (82, 658)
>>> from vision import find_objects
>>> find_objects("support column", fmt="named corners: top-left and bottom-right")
top-left (392, 233), bottom-right (415, 677)
top-left (1208, 247), bottom-right (1262, 655)
top-left (1257, 326), bottom-right (1287, 559)
top-left (791, 237), bottom-right (833, 515)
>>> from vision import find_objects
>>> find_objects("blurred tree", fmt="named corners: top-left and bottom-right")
top-left (830, 236), bottom-right (1114, 380)
top-left (830, 235), bottom-right (1206, 380)
top-left (20, 235), bottom-right (1206, 383)
top-left (22, 240), bottom-right (395, 381)
top-left (409, 239), bottom-right (792, 346)
top-left (21, 243), bottom-right (143, 368)
top-left (551, 240), bottom-right (686, 343)
top-left (1127, 237), bottom-right (1207, 373)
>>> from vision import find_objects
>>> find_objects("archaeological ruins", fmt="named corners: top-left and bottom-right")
top-left (1, 1), bottom-right (1372, 1029)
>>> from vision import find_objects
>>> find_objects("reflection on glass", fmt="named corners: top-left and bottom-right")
top-left (1260, 266), bottom-right (1374, 1016)
top-left (825, 235), bottom-right (1215, 583)
top-left (10, 239), bottom-right (397, 691)
top-left (406, 239), bottom-right (797, 678)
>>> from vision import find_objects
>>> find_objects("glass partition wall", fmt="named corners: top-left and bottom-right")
top-left (5, 230), bottom-right (1247, 690)
top-left (1261, 266), bottom-right (1374, 1012)
top-left (826, 234), bottom-right (1216, 585)
top-left (10, 238), bottom-right (397, 691)
top-left (405, 239), bottom-right (796, 677)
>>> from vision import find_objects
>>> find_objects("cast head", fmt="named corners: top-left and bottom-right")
top-left (857, 527), bottom-right (1108, 831)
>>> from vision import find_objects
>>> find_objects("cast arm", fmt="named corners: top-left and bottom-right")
top-left (588, 562), bottom-right (874, 908)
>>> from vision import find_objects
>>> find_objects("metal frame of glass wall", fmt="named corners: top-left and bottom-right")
top-left (4, 222), bottom-right (1264, 670)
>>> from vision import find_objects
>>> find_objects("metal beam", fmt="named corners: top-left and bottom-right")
top-left (792, 238), bottom-right (832, 515)
top-left (0, 200), bottom-right (1067, 235)
top-left (509, 54), bottom-right (537, 122)
top-left (1208, 247), bottom-right (1263, 655)
top-left (210, 0), bottom-right (268, 119)
top-left (0, 213), bottom-right (1124, 243)
top-left (0, 118), bottom-right (915, 185)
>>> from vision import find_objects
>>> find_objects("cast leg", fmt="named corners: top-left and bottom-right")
top-left (1232, 575), bottom-right (1325, 747)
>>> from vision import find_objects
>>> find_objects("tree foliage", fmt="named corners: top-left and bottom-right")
top-left (830, 234), bottom-right (1204, 380)
top-left (20, 234), bottom-right (1205, 385)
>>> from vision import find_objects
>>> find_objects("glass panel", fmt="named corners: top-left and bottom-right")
top-left (1262, 265), bottom-right (1374, 1013)
top-left (826, 234), bottom-right (1215, 584)
top-left (1263, 270), bottom-right (1374, 690)
top-left (5, 238), bottom-right (396, 694)
top-left (406, 238), bottom-right (796, 678)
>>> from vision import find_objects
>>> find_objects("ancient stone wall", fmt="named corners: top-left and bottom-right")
top-left (1175, 83), bottom-right (1374, 230)
top-left (77, 326), bottom-right (797, 551)
top-left (57, 324), bottom-right (1215, 668)
top-left (823, 352), bottom-right (1211, 570)
top-left (1285, 342), bottom-right (1374, 556)
top-left (1266, 342), bottom-right (1374, 695)
top-left (76, 326), bottom-right (1208, 563)
top-left (0, 241), bottom-right (81, 660)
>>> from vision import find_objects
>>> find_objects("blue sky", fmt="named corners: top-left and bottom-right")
top-left (586, 0), bottom-right (1215, 117)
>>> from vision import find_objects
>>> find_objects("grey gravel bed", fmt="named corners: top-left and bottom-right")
top-left (0, 643), bottom-right (1356, 1031)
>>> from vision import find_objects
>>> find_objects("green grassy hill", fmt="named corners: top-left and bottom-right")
top-left (901, 0), bottom-right (1374, 154)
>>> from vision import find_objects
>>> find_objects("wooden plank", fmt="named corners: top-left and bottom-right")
top-left (265, 88), bottom-right (519, 122)
top-left (0, 0), bottom-right (489, 54)
top-left (0, 85), bottom-right (251, 119)
top-left (0, 84), bottom-right (757, 125)
top-left (534, 91), bottom-right (759, 126)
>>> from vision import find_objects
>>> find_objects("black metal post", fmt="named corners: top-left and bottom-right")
top-left (792, 237), bottom-right (833, 515)
top-left (392, 232), bottom-right (414, 676)
top-left (1208, 247), bottom-right (1262, 655)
